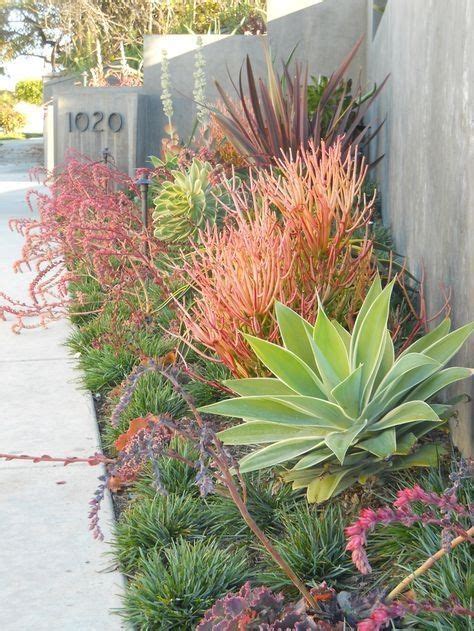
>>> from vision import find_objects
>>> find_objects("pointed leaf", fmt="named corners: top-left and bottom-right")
top-left (199, 396), bottom-right (336, 427)
top-left (331, 319), bottom-right (351, 351)
top-left (370, 401), bottom-right (439, 431)
top-left (238, 438), bottom-right (322, 473)
top-left (350, 274), bottom-right (382, 363)
top-left (306, 470), bottom-right (353, 503)
top-left (422, 322), bottom-right (474, 366)
top-left (394, 432), bottom-right (417, 455)
top-left (272, 395), bottom-right (351, 429)
top-left (407, 367), bottom-right (473, 402)
top-left (312, 302), bottom-right (350, 387)
top-left (372, 331), bottom-right (395, 392)
top-left (392, 444), bottom-right (445, 470)
top-left (399, 318), bottom-right (451, 357)
top-left (324, 420), bottom-right (367, 464)
top-left (275, 302), bottom-right (318, 373)
top-left (292, 448), bottom-right (333, 470)
top-left (223, 378), bottom-right (297, 396)
top-left (331, 365), bottom-right (363, 418)
top-left (350, 280), bottom-right (395, 403)
top-left (244, 334), bottom-right (325, 397)
top-left (358, 429), bottom-right (396, 458)
top-left (218, 421), bottom-right (330, 445)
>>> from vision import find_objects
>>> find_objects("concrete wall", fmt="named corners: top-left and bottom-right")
top-left (142, 0), bottom-right (367, 152)
top-left (47, 89), bottom-right (147, 176)
top-left (366, 0), bottom-right (474, 454)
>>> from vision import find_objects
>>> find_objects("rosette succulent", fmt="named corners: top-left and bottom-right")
top-left (200, 276), bottom-right (473, 502)
top-left (152, 159), bottom-right (224, 243)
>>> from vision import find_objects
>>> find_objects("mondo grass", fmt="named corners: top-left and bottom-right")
top-left (132, 437), bottom-right (199, 498)
top-left (102, 371), bottom-right (188, 448)
top-left (121, 538), bottom-right (251, 630)
top-left (206, 472), bottom-right (295, 542)
top-left (113, 493), bottom-right (212, 575)
top-left (258, 501), bottom-right (353, 594)
top-left (75, 346), bottom-right (137, 393)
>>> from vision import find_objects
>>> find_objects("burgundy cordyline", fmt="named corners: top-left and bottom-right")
top-left (0, 154), bottom-right (164, 332)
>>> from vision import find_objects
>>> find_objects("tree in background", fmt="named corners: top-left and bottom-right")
top-left (0, 1), bottom-right (266, 73)
top-left (14, 79), bottom-right (43, 104)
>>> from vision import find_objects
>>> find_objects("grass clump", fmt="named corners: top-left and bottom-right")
top-left (258, 501), bottom-right (353, 594)
top-left (113, 493), bottom-right (212, 575)
top-left (122, 538), bottom-right (251, 630)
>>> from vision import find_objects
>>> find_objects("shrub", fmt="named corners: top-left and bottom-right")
top-left (212, 38), bottom-right (386, 167)
top-left (113, 493), bottom-right (212, 574)
top-left (0, 155), bottom-right (164, 332)
top-left (259, 502), bottom-right (353, 594)
top-left (200, 275), bottom-right (473, 501)
top-left (197, 582), bottom-right (341, 630)
top-left (121, 539), bottom-right (251, 629)
top-left (14, 79), bottom-right (43, 105)
top-left (0, 101), bottom-right (26, 134)
top-left (178, 140), bottom-right (376, 377)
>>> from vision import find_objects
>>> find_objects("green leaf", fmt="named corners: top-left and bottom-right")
top-left (408, 367), bottom-right (473, 401)
top-left (312, 302), bottom-right (350, 387)
top-left (331, 365), bottom-right (363, 418)
top-left (392, 444), bottom-right (445, 470)
top-left (374, 353), bottom-right (440, 395)
top-left (306, 470), bottom-right (353, 503)
top-left (358, 428), bottom-right (396, 458)
top-left (324, 420), bottom-right (367, 464)
top-left (370, 401), bottom-right (439, 431)
top-left (292, 448), bottom-right (333, 470)
top-left (223, 378), bottom-right (297, 396)
top-left (199, 397), bottom-right (336, 427)
top-left (372, 331), bottom-right (395, 392)
top-left (218, 422), bottom-right (330, 445)
top-left (244, 334), bottom-right (325, 397)
top-left (364, 355), bottom-right (441, 420)
top-left (399, 318), bottom-right (451, 357)
top-left (394, 432), bottom-right (417, 455)
top-left (275, 302), bottom-right (318, 373)
top-left (331, 319), bottom-right (351, 352)
top-left (350, 280), bottom-right (395, 404)
top-left (238, 438), bottom-right (322, 473)
top-left (350, 274), bottom-right (382, 355)
top-left (272, 395), bottom-right (351, 429)
top-left (422, 322), bottom-right (474, 366)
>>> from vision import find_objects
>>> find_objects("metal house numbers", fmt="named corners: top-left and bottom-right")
top-left (67, 111), bottom-right (124, 133)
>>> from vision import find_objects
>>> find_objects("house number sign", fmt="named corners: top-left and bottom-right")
top-left (67, 112), bottom-right (124, 133)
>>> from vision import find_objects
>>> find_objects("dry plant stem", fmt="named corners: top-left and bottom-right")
top-left (155, 363), bottom-right (318, 609)
top-left (214, 444), bottom-right (318, 610)
top-left (386, 525), bottom-right (474, 603)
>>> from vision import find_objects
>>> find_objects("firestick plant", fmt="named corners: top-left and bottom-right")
top-left (200, 275), bottom-right (474, 502)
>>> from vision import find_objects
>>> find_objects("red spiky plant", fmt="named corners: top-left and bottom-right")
top-left (0, 154), bottom-right (165, 332)
top-left (177, 139), bottom-right (376, 377)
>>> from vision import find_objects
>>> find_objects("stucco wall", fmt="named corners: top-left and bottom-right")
top-left (366, 0), bottom-right (474, 454)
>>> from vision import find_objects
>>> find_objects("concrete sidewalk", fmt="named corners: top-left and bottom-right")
top-left (0, 139), bottom-right (124, 630)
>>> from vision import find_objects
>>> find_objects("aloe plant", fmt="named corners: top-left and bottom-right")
top-left (200, 277), bottom-right (473, 502)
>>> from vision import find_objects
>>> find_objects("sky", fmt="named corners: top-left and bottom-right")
top-left (0, 55), bottom-right (47, 91)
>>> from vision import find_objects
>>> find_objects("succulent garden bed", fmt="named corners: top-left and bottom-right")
top-left (1, 38), bottom-right (473, 631)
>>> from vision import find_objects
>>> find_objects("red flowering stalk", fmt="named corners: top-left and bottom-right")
top-left (357, 598), bottom-right (474, 631)
top-left (0, 153), bottom-right (165, 332)
top-left (346, 461), bottom-right (473, 599)
top-left (177, 139), bottom-right (376, 376)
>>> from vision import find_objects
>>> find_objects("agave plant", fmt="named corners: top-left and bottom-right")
top-left (152, 159), bottom-right (225, 243)
top-left (200, 276), bottom-right (473, 502)
top-left (211, 37), bottom-right (388, 167)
